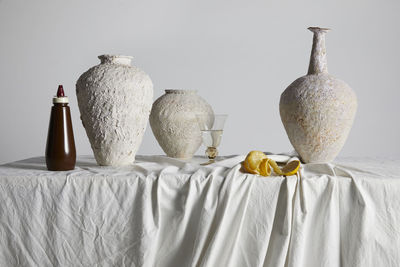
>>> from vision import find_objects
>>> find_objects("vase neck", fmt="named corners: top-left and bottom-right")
top-left (307, 27), bottom-right (330, 75)
top-left (98, 55), bottom-right (133, 66)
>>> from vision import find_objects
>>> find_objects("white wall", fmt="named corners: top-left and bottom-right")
top-left (0, 0), bottom-right (399, 164)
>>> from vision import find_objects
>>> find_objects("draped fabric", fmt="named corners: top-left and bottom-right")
top-left (0, 155), bottom-right (399, 267)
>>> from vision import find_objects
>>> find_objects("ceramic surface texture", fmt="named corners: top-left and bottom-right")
top-left (150, 90), bottom-right (214, 159)
top-left (279, 27), bottom-right (357, 163)
top-left (76, 55), bottom-right (153, 166)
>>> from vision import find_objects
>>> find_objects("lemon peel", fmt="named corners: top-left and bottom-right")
top-left (243, 151), bottom-right (301, 177)
top-left (259, 158), bottom-right (272, 176)
top-left (281, 160), bottom-right (301, 176)
top-left (243, 151), bottom-right (268, 175)
top-left (268, 159), bottom-right (283, 176)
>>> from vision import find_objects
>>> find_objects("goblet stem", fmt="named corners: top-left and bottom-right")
top-left (206, 147), bottom-right (218, 160)
top-left (200, 147), bottom-right (218, 165)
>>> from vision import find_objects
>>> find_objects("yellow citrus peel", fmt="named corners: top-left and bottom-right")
top-left (243, 151), bottom-right (301, 177)
top-left (259, 158), bottom-right (272, 176)
top-left (281, 160), bottom-right (301, 176)
top-left (243, 151), bottom-right (267, 175)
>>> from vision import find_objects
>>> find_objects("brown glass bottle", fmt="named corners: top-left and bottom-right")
top-left (45, 85), bottom-right (76, 171)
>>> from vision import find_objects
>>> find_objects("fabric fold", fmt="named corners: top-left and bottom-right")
top-left (0, 156), bottom-right (399, 267)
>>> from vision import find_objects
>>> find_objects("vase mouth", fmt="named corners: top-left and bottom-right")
top-left (308, 27), bottom-right (331, 33)
top-left (98, 54), bottom-right (133, 65)
top-left (165, 89), bottom-right (197, 94)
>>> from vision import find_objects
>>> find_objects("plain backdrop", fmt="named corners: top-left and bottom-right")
top-left (0, 0), bottom-right (399, 164)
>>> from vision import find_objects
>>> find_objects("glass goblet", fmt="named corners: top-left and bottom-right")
top-left (196, 114), bottom-right (228, 165)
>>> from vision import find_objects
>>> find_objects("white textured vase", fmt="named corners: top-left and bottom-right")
top-left (279, 27), bottom-right (357, 163)
top-left (76, 55), bottom-right (153, 166)
top-left (150, 90), bottom-right (214, 159)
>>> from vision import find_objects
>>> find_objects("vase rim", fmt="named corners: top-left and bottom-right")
top-left (98, 54), bottom-right (133, 60)
top-left (98, 54), bottom-right (133, 65)
top-left (308, 27), bottom-right (331, 33)
top-left (165, 89), bottom-right (197, 94)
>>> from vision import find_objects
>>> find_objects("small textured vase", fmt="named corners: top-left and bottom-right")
top-left (279, 27), bottom-right (357, 163)
top-left (76, 55), bottom-right (153, 166)
top-left (150, 90), bottom-right (214, 159)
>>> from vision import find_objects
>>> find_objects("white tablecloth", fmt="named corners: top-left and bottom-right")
top-left (0, 155), bottom-right (399, 267)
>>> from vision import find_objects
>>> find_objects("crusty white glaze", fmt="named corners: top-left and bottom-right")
top-left (280, 28), bottom-right (357, 163)
top-left (150, 90), bottom-right (214, 159)
top-left (76, 55), bottom-right (153, 166)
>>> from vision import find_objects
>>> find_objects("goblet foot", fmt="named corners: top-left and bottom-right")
top-left (200, 147), bottom-right (218, 165)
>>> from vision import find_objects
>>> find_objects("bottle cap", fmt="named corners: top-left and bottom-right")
top-left (53, 85), bottom-right (69, 103)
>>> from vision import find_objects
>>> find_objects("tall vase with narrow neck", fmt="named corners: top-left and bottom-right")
top-left (76, 54), bottom-right (153, 166)
top-left (279, 27), bottom-right (357, 163)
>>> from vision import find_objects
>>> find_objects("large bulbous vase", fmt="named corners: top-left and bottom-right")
top-left (150, 90), bottom-right (214, 159)
top-left (76, 55), bottom-right (153, 166)
top-left (280, 27), bottom-right (357, 163)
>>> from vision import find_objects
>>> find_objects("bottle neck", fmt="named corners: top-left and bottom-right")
top-left (307, 27), bottom-right (330, 75)
top-left (53, 96), bottom-right (69, 104)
